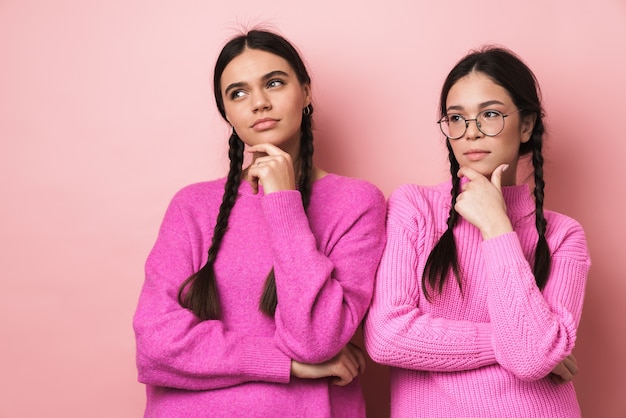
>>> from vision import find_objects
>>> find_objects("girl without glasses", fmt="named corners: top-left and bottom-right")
top-left (364, 46), bottom-right (590, 417)
top-left (133, 29), bottom-right (386, 417)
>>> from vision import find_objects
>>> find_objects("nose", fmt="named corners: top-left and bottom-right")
top-left (463, 118), bottom-right (483, 139)
top-left (251, 89), bottom-right (271, 112)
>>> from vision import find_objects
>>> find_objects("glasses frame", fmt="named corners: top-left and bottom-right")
top-left (437, 108), bottom-right (522, 139)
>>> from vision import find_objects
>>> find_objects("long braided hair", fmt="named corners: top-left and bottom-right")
top-left (177, 30), bottom-right (315, 320)
top-left (422, 46), bottom-right (550, 301)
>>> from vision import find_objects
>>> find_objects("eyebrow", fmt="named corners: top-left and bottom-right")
top-left (224, 70), bottom-right (291, 96)
top-left (446, 100), bottom-right (507, 113)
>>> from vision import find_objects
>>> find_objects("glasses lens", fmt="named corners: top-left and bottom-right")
top-left (477, 111), bottom-right (505, 136)
top-left (439, 115), bottom-right (465, 139)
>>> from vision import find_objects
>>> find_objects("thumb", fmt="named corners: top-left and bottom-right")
top-left (491, 164), bottom-right (509, 190)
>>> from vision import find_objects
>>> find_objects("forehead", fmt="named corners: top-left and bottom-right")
top-left (220, 48), bottom-right (294, 87)
top-left (446, 71), bottom-right (513, 109)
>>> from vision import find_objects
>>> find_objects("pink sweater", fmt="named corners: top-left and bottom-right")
top-left (364, 181), bottom-right (590, 418)
top-left (133, 174), bottom-right (386, 417)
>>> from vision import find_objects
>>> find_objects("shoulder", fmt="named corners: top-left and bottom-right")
top-left (171, 178), bottom-right (226, 202)
top-left (545, 210), bottom-right (587, 237)
top-left (160, 178), bottom-right (227, 225)
top-left (313, 174), bottom-right (385, 209)
top-left (544, 210), bottom-right (590, 261)
top-left (388, 182), bottom-right (441, 203)
top-left (306, 175), bottom-right (386, 233)
top-left (167, 178), bottom-right (227, 209)
top-left (387, 181), bottom-right (451, 218)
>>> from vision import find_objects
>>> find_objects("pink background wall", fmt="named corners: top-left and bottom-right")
top-left (1, 1), bottom-right (625, 417)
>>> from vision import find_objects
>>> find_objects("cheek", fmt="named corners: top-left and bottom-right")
top-left (508, 121), bottom-right (526, 141)
top-left (288, 90), bottom-right (308, 113)
top-left (223, 105), bottom-right (241, 125)
top-left (448, 141), bottom-right (463, 161)
top-left (283, 100), bottom-right (304, 125)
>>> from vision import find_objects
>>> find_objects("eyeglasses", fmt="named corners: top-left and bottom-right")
top-left (437, 109), bottom-right (522, 139)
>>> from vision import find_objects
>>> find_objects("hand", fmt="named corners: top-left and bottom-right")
top-left (455, 165), bottom-right (513, 240)
top-left (246, 143), bottom-right (296, 194)
top-left (549, 354), bottom-right (578, 384)
top-left (290, 343), bottom-right (366, 386)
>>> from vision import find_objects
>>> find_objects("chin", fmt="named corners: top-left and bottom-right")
top-left (461, 163), bottom-right (494, 178)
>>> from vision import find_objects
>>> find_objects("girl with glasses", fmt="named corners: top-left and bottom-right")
top-left (133, 29), bottom-right (386, 417)
top-left (364, 46), bottom-right (590, 417)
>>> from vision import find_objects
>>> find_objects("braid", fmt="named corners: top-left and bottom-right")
top-left (297, 106), bottom-right (314, 209)
top-left (531, 135), bottom-right (551, 289)
top-left (422, 141), bottom-right (462, 301)
top-left (259, 106), bottom-right (315, 316)
top-left (177, 132), bottom-right (244, 320)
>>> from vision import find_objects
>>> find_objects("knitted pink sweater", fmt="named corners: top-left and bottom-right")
top-left (364, 181), bottom-right (590, 418)
top-left (133, 174), bottom-right (386, 417)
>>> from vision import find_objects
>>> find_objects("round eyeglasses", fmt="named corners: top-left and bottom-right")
top-left (437, 109), bottom-right (522, 139)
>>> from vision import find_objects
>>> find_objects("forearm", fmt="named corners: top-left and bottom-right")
top-left (364, 217), bottom-right (496, 372)
top-left (263, 190), bottom-right (385, 362)
top-left (484, 232), bottom-right (589, 380)
top-left (134, 299), bottom-right (291, 390)
top-left (364, 295), bottom-right (495, 372)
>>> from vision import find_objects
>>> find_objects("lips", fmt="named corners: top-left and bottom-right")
top-left (252, 117), bottom-right (279, 131)
top-left (464, 149), bottom-right (490, 161)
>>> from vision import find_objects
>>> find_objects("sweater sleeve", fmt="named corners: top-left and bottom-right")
top-left (261, 185), bottom-right (386, 363)
top-left (364, 187), bottom-right (495, 372)
top-left (482, 220), bottom-right (590, 381)
top-left (133, 199), bottom-right (291, 390)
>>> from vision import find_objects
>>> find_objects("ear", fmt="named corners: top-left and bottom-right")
top-left (302, 83), bottom-right (312, 108)
top-left (520, 112), bottom-right (536, 143)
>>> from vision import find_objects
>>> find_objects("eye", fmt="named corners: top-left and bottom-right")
top-left (229, 89), bottom-right (247, 100)
top-left (447, 114), bottom-right (464, 124)
top-left (482, 110), bottom-right (502, 119)
top-left (267, 79), bottom-right (284, 89)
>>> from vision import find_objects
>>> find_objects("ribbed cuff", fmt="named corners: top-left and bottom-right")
top-left (482, 232), bottom-right (527, 269)
top-left (240, 337), bottom-right (292, 384)
top-left (473, 322), bottom-right (496, 366)
top-left (261, 190), bottom-right (311, 238)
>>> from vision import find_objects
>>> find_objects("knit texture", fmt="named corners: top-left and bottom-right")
top-left (364, 181), bottom-right (590, 418)
top-left (133, 174), bottom-right (386, 417)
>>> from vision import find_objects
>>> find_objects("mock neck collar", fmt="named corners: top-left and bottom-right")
top-left (501, 183), bottom-right (536, 221)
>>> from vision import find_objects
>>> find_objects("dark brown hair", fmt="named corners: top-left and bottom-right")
top-left (177, 30), bottom-right (315, 320)
top-left (423, 46), bottom-right (550, 301)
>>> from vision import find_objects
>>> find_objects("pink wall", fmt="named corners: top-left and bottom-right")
top-left (1, 1), bottom-right (625, 417)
